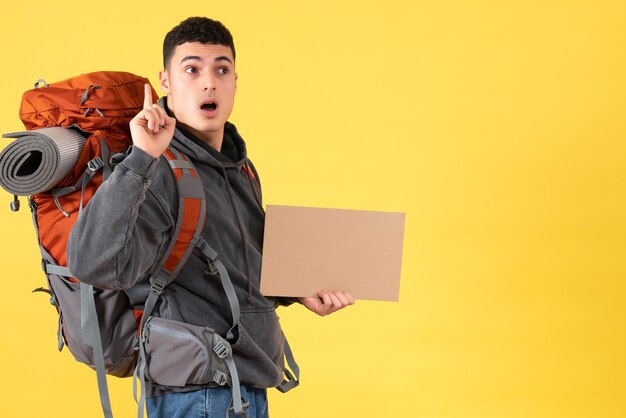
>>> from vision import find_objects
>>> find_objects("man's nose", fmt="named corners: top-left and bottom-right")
top-left (202, 74), bottom-right (216, 92)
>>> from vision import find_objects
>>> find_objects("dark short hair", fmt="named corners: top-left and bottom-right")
top-left (163, 17), bottom-right (236, 69)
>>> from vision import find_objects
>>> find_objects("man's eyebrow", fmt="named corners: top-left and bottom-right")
top-left (179, 55), bottom-right (233, 66)
top-left (179, 56), bottom-right (202, 65)
top-left (214, 56), bottom-right (233, 65)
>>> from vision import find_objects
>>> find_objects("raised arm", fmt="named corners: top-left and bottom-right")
top-left (67, 85), bottom-right (177, 289)
top-left (129, 83), bottom-right (176, 158)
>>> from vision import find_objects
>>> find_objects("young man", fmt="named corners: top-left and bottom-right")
top-left (67, 17), bottom-right (354, 418)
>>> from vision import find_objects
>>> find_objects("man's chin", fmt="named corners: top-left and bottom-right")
top-left (179, 120), bottom-right (225, 143)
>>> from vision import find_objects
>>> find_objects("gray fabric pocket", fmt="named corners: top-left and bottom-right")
top-left (47, 273), bottom-right (138, 377)
top-left (143, 316), bottom-right (231, 387)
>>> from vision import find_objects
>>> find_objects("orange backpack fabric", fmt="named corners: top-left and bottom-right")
top-left (20, 72), bottom-right (158, 279)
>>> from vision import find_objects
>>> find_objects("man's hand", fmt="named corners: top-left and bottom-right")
top-left (129, 84), bottom-right (176, 158)
top-left (298, 291), bottom-right (355, 317)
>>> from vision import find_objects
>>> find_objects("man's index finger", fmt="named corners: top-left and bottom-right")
top-left (143, 83), bottom-right (152, 109)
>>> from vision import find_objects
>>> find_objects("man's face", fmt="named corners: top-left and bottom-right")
top-left (159, 42), bottom-right (237, 146)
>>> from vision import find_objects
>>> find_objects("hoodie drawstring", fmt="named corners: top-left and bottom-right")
top-left (244, 159), bottom-right (264, 212)
top-left (221, 167), bottom-right (255, 304)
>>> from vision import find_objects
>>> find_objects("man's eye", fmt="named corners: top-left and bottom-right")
top-left (185, 66), bottom-right (197, 74)
top-left (217, 67), bottom-right (229, 75)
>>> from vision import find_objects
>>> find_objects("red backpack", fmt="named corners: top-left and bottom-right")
top-left (1, 72), bottom-right (213, 417)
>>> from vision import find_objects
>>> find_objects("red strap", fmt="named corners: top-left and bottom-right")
top-left (161, 148), bottom-right (205, 274)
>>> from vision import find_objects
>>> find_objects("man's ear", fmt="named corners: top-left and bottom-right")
top-left (235, 72), bottom-right (238, 93)
top-left (159, 70), bottom-right (170, 94)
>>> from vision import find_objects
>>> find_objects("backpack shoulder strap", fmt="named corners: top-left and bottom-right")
top-left (134, 146), bottom-right (208, 417)
top-left (141, 146), bottom-right (206, 321)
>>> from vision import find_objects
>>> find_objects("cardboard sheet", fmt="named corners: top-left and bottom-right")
top-left (260, 205), bottom-right (405, 301)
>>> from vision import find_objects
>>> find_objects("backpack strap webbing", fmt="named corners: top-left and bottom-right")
top-left (49, 154), bottom-right (105, 219)
top-left (139, 146), bottom-right (206, 322)
top-left (135, 146), bottom-right (208, 418)
top-left (100, 139), bottom-right (112, 181)
top-left (277, 336), bottom-right (300, 393)
top-left (81, 283), bottom-right (114, 418)
top-left (196, 237), bottom-right (241, 341)
top-left (50, 155), bottom-right (104, 198)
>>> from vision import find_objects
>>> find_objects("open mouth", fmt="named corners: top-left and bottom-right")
top-left (201, 102), bottom-right (217, 111)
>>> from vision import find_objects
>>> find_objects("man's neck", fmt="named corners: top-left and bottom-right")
top-left (181, 124), bottom-right (224, 152)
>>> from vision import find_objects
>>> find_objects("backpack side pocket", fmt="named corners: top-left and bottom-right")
top-left (47, 272), bottom-right (138, 377)
top-left (142, 316), bottom-right (231, 387)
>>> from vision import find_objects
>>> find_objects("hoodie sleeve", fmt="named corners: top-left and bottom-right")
top-left (67, 146), bottom-right (175, 290)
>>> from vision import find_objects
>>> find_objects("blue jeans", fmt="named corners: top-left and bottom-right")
top-left (147, 385), bottom-right (269, 418)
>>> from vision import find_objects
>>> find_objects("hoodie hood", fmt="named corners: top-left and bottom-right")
top-left (157, 97), bottom-right (248, 170)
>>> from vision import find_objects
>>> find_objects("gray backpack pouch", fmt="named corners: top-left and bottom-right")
top-left (142, 316), bottom-right (231, 387)
top-left (46, 266), bottom-right (139, 377)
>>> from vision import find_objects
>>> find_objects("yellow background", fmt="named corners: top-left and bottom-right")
top-left (1, 1), bottom-right (625, 417)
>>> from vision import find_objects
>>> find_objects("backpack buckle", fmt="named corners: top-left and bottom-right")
top-left (213, 340), bottom-right (230, 358)
top-left (149, 278), bottom-right (166, 296)
top-left (86, 157), bottom-right (105, 175)
top-left (228, 398), bottom-right (250, 414)
top-left (204, 261), bottom-right (219, 278)
top-left (212, 370), bottom-right (228, 386)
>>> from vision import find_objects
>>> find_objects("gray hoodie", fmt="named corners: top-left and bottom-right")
top-left (67, 98), bottom-right (294, 397)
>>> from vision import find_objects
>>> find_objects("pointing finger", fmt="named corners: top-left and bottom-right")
top-left (152, 104), bottom-right (166, 127)
top-left (143, 83), bottom-right (153, 109)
